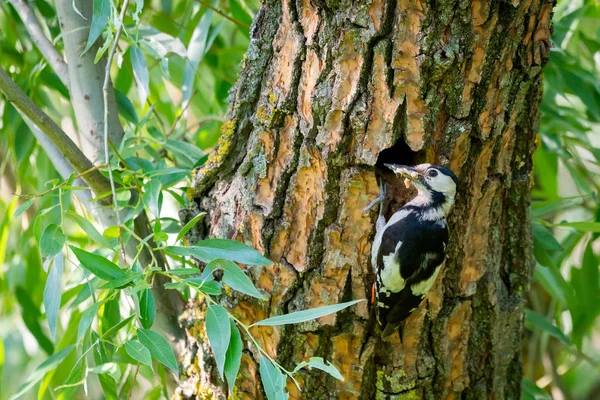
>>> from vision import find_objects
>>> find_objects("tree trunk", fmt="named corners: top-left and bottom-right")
top-left (179, 0), bottom-right (552, 398)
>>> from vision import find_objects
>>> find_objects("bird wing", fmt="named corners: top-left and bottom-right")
top-left (375, 213), bottom-right (448, 336)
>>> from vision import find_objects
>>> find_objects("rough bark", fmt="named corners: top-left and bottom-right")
top-left (180, 0), bottom-right (552, 398)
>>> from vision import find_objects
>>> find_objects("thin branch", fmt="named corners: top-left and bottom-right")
top-left (180, 115), bottom-right (224, 137)
top-left (21, 116), bottom-right (92, 201)
top-left (167, 90), bottom-right (198, 137)
top-left (0, 67), bottom-right (112, 200)
top-left (9, 0), bottom-right (69, 87)
top-left (103, 0), bottom-right (130, 263)
top-left (15, 164), bottom-right (106, 199)
top-left (194, 0), bottom-right (250, 29)
top-left (128, 362), bottom-right (141, 399)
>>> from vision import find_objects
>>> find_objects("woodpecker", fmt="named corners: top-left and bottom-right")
top-left (365, 163), bottom-right (458, 338)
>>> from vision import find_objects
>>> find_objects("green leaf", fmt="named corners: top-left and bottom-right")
top-left (0, 339), bottom-right (4, 392)
top-left (163, 281), bottom-right (185, 290)
top-left (224, 320), bottom-right (242, 393)
top-left (9, 346), bottom-right (74, 400)
top-left (522, 378), bottom-right (552, 400)
top-left (125, 340), bottom-right (153, 370)
top-left (13, 198), bottom-right (34, 217)
top-left (43, 252), bottom-right (64, 340)
top-left (251, 300), bottom-right (364, 327)
top-left (96, 371), bottom-right (118, 400)
top-left (166, 267), bottom-right (201, 275)
top-left (532, 223), bottom-right (562, 251)
top-left (554, 221), bottom-right (600, 232)
top-left (176, 212), bottom-right (206, 242)
top-left (88, 362), bottom-right (120, 381)
top-left (205, 304), bottom-right (231, 379)
top-left (61, 349), bottom-right (88, 389)
top-left (70, 246), bottom-right (127, 281)
top-left (293, 357), bottom-right (344, 381)
top-left (183, 278), bottom-right (222, 295)
top-left (259, 357), bottom-right (288, 400)
top-left (163, 139), bottom-right (205, 167)
top-left (115, 89), bottom-right (139, 124)
top-left (99, 272), bottom-right (142, 289)
top-left (229, 0), bottom-right (253, 28)
top-left (524, 309), bottom-right (570, 345)
top-left (202, 259), bottom-right (265, 299)
top-left (66, 211), bottom-right (112, 248)
top-left (130, 46), bottom-right (149, 105)
top-left (182, 9), bottom-right (214, 105)
top-left (534, 263), bottom-right (573, 307)
top-left (138, 29), bottom-right (187, 58)
top-left (138, 289), bottom-right (156, 329)
top-left (15, 287), bottom-right (54, 355)
top-left (101, 315), bottom-right (134, 339)
top-left (83, 0), bottom-right (110, 55)
top-left (532, 196), bottom-right (587, 218)
top-left (142, 179), bottom-right (162, 218)
top-left (138, 329), bottom-right (178, 373)
top-left (133, 0), bottom-right (144, 23)
top-left (166, 239), bottom-right (273, 266)
top-left (93, 27), bottom-right (113, 63)
top-left (78, 301), bottom-right (104, 342)
top-left (40, 224), bottom-right (66, 259)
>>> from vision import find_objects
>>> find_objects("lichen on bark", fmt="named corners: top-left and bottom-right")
top-left (178, 0), bottom-right (553, 398)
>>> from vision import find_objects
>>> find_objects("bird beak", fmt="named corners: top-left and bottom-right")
top-left (383, 164), bottom-right (419, 180)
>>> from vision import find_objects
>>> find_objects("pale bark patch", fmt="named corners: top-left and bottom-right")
top-left (392, 0), bottom-right (426, 150)
top-left (270, 0), bottom-right (301, 98)
top-left (298, 50), bottom-right (323, 135)
top-left (271, 146), bottom-right (326, 271)
top-left (354, 50), bottom-right (401, 165)
top-left (254, 115), bottom-right (298, 214)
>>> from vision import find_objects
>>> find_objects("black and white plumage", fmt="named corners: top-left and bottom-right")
top-left (366, 163), bottom-right (458, 338)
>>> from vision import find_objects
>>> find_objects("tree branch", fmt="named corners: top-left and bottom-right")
top-left (0, 67), bottom-right (111, 200)
top-left (55, 0), bottom-right (123, 163)
top-left (9, 0), bottom-right (69, 87)
top-left (194, 0), bottom-right (250, 29)
top-left (102, 0), bottom-right (130, 263)
top-left (22, 116), bottom-right (93, 202)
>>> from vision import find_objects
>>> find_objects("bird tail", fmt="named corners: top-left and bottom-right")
top-left (382, 320), bottom-right (405, 341)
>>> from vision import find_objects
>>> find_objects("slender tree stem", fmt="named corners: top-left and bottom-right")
top-left (194, 0), bottom-right (250, 29)
top-left (103, 0), bottom-right (130, 263)
top-left (0, 67), bottom-right (112, 200)
top-left (9, 0), bottom-right (69, 87)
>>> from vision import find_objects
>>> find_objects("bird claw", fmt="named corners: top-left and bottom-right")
top-left (363, 194), bottom-right (384, 212)
top-left (363, 178), bottom-right (387, 213)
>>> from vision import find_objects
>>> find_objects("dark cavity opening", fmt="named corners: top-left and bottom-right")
top-left (374, 138), bottom-right (425, 216)
top-left (375, 137), bottom-right (423, 169)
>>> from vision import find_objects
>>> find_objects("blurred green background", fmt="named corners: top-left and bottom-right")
top-left (0, 0), bottom-right (599, 398)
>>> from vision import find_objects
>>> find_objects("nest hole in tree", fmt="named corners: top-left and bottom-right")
top-left (374, 138), bottom-right (425, 217)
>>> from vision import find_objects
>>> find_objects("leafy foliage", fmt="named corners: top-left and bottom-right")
top-left (525, 0), bottom-right (600, 398)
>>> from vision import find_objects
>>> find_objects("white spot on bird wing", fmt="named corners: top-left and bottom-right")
top-left (379, 241), bottom-right (406, 292)
top-left (410, 264), bottom-right (442, 296)
top-left (377, 301), bottom-right (390, 309)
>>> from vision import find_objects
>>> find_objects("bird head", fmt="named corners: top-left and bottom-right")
top-left (384, 163), bottom-right (458, 200)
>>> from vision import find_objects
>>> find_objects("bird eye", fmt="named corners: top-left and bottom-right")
top-left (428, 169), bottom-right (438, 178)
